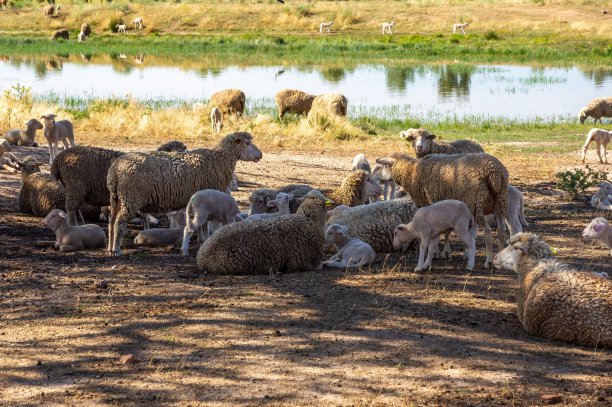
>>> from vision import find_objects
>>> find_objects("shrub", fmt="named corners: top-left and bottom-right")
top-left (555, 166), bottom-right (609, 199)
top-left (484, 30), bottom-right (501, 40)
top-left (109, 16), bottom-right (123, 33)
top-left (294, 4), bottom-right (312, 17)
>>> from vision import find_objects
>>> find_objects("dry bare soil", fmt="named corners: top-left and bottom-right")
top-left (1, 145), bottom-right (611, 406)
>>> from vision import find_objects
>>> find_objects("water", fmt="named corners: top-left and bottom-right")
top-left (1, 55), bottom-right (611, 122)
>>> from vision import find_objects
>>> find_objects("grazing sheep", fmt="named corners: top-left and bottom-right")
top-left (248, 184), bottom-right (314, 216)
top-left (3, 118), bottom-right (43, 147)
top-left (485, 184), bottom-right (528, 236)
top-left (157, 140), bottom-right (187, 152)
top-left (133, 17), bottom-right (144, 29)
top-left (40, 113), bottom-right (75, 165)
top-left (582, 217), bottom-right (612, 256)
top-left (393, 200), bottom-right (478, 271)
top-left (275, 89), bottom-right (316, 122)
top-left (78, 31), bottom-right (86, 43)
top-left (400, 128), bottom-right (484, 158)
top-left (43, 5), bottom-right (54, 20)
top-left (580, 128), bottom-right (610, 164)
top-left (591, 182), bottom-right (612, 210)
top-left (372, 163), bottom-right (397, 201)
top-left (209, 89), bottom-right (245, 116)
top-left (380, 21), bottom-right (395, 34)
top-left (107, 132), bottom-right (262, 256)
top-left (50, 29), bottom-right (69, 40)
top-left (247, 192), bottom-right (294, 221)
top-left (196, 190), bottom-right (331, 274)
top-left (210, 107), bottom-right (224, 133)
top-left (578, 97), bottom-right (612, 124)
top-left (324, 224), bottom-right (376, 268)
top-left (0, 139), bottom-right (20, 172)
top-left (377, 152), bottom-right (509, 267)
top-left (320, 21), bottom-right (333, 33)
top-left (43, 209), bottom-right (106, 252)
top-left (494, 233), bottom-right (612, 348)
top-left (351, 153), bottom-right (371, 173)
top-left (80, 23), bottom-right (91, 37)
top-left (309, 93), bottom-right (347, 118)
top-left (325, 196), bottom-right (418, 252)
top-left (453, 22), bottom-right (469, 34)
top-left (324, 170), bottom-right (382, 207)
top-left (116, 24), bottom-right (127, 33)
top-left (181, 189), bottom-right (239, 256)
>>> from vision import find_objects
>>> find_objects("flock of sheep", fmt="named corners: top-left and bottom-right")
top-left (1, 87), bottom-right (611, 350)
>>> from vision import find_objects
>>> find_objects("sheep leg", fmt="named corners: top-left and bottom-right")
top-left (441, 232), bottom-right (451, 259)
top-left (495, 209), bottom-right (506, 252)
top-left (47, 140), bottom-right (54, 165)
top-left (581, 136), bottom-right (593, 163)
top-left (111, 210), bottom-right (129, 256)
top-left (389, 182), bottom-right (396, 200)
top-left (382, 182), bottom-right (388, 201)
top-left (181, 226), bottom-right (195, 256)
top-left (59, 244), bottom-right (83, 252)
top-left (182, 214), bottom-right (204, 256)
top-left (596, 142), bottom-right (604, 164)
top-left (107, 201), bottom-right (119, 252)
top-left (77, 209), bottom-right (85, 226)
top-left (601, 143), bottom-right (608, 164)
top-left (455, 229), bottom-right (476, 271)
top-left (483, 222), bottom-right (494, 268)
top-left (141, 212), bottom-right (150, 230)
top-left (52, 140), bottom-right (59, 163)
top-left (423, 237), bottom-right (438, 269)
top-left (415, 236), bottom-right (430, 271)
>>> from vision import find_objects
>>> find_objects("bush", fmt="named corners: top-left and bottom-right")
top-left (109, 16), bottom-right (123, 33)
top-left (484, 30), bottom-right (501, 40)
top-left (555, 166), bottom-right (609, 199)
top-left (294, 4), bottom-right (312, 17)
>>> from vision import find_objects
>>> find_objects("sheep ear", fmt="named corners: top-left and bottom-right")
top-left (288, 194), bottom-right (294, 200)
top-left (593, 224), bottom-right (605, 233)
top-left (340, 226), bottom-right (349, 235)
top-left (428, 133), bottom-right (437, 139)
top-left (396, 225), bottom-right (405, 231)
top-left (58, 211), bottom-right (67, 218)
top-left (376, 158), bottom-right (395, 166)
top-left (168, 211), bottom-right (176, 216)
top-left (266, 200), bottom-right (277, 208)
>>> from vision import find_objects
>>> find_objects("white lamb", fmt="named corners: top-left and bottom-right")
top-left (323, 224), bottom-right (376, 268)
top-left (351, 153), bottom-right (371, 173)
top-left (453, 22), bottom-right (469, 34)
top-left (211, 107), bottom-right (224, 133)
top-left (116, 24), bottom-right (127, 33)
top-left (392, 200), bottom-right (478, 271)
top-left (371, 162), bottom-right (396, 200)
top-left (40, 113), bottom-right (76, 165)
top-left (0, 139), bottom-right (20, 172)
top-left (485, 184), bottom-right (528, 235)
top-left (581, 128), bottom-right (610, 164)
top-left (133, 17), bottom-right (144, 29)
top-left (246, 193), bottom-right (294, 221)
top-left (43, 209), bottom-right (106, 252)
top-left (582, 217), bottom-right (612, 256)
top-left (320, 21), bottom-right (333, 33)
top-left (380, 21), bottom-right (395, 34)
top-left (591, 182), bottom-right (612, 210)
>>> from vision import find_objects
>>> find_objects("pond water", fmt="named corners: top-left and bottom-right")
top-left (1, 55), bottom-right (611, 122)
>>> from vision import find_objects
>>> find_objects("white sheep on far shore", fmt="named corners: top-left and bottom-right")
top-left (133, 17), bottom-right (144, 29)
top-left (380, 21), bottom-right (395, 34)
top-left (453, 22), bottom-right (468, 34)
top-left (580, 128), bottom-right (610, 164)
top-left (211, 107), bottom-right (224, 133)
top-left (116, 24), bottom-right (127, 33)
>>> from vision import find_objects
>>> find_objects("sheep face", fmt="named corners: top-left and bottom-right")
top-left (582, 217), bottom-right (609, 239)
top-left (43, 209), bottom-right (67, 231)
top-left (232, 133), bottom-right (262, 162)
top-left (325, 224), bottom-right (348, 244)
top-left (268, 193), bottom-right (293, 209)
top-left (26, 118), bottom-right (44, 131)
top-left (392, 224), bottom-right (416, 250)
top-left (492, 242), bottom-right (523, 271)
top-left (17, 156), bottom-right (41, 177)
top-left (400, 128), bottom-right (436, 155)
top-left (578, 109), bottom-right (588, 124)
top-left (364, 174), bottom-right (383, 199)
top-left (249, 195), bottom-right (270, 215)
top-left (40, 113), bottom-right (56, 128)
top-left (494, 233), bottom-right (554, 270)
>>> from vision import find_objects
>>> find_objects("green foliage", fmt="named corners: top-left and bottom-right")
top-left (294, 3), bottom-right (312, 17)
top-left (555, 166), bottom-right (609, 199)
top-left (484, 30), bottom-right (501, 40)
top-left (109, 16), bottom-right (123, 33)
top-left (4, 83), bottom-right (33, 110)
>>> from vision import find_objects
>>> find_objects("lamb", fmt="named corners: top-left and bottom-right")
top-left (582, 217), bottom-right (612, 256)
top-left (275, 89), bottom-right (316, 122)
top-left (55, 5), bottom-right (60, 15)
top-left (393, 200), bottom-right (478, 271)
top-left (323, 224), bottom-right (376, 268)
top-left (376, 152), bottom-right (509, 267)
top-left (3, 118), bottom-right (43, 147)
top-left (17, 156), bottom-right (65, 217)
top-left (210, 107), bottom-right (224, 133)
top-left (325, 196), bottom-right (418, 252)
top-left (578, 97), bottom-right (612, 124)
top-left (590, 182), bottom-right (612, 210)
top-left (319, 21), bottom-right (333, 33)
top-left (78, 31), bottom-right (86, 43)
top-left (43, 5), bottom-right (54, 20)
top-left (181, 189), bottom-right (239, 256)
top-left (1, 0), bottom-right (7, 10)
top-left (324, 170), bottom-right (382, 207)
top-left (43, 209), bottom-right (106, 252)
top-left (580, 128), bottom-right (610, 164)
top-left (228, 173), bottom-right (239, 192)
top-left (116, 24), bottom-right (127, 33)
top-left (493, 233), bottom-right (612, 348)
top-left (0, 139), bottom-right (20, 172)
top-left (50, 29), bottom-right (69, 40)
top-left (209, 89), bottom-right (245, 116)
top-left (80, 23), bottom-right (91, 37)
top-left (453, 22), bottom-right (469, 34)
top-left (351, 153), bottom-right (371, 173)
top-left (40, 113), bottom-right (75, 165)
top-left (485, 184), bottom-right (528, 236)
top-left (247, 192), bottom-right (293, 221)
top-left (248, 184), bottom-right (314, 215)
top-left (400, 128), bottom-right (484, 158)
top-left (196, 190), bottom-right (331, 274)
top-left (380, 21), bottom-right (395, 34)
top-left (157, 140), bottom-right (187, 152)
top-left (134, 210), bottom-right (186, 247)
top-left (107, 132), bottom-right (262, 256)
top-left (372, 162), bottom-right (396, 200)
top-left (133, 17), bottom-right (144, 29)
top-left (308, 93), bottom-right (347, 118)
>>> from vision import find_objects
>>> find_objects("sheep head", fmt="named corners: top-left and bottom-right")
top-left (494, 233), bottom-right (554, 271)
top-left (582, 217), bottom-right (609, 239)
top-left (227, 132), bottom-right (262, 162)
top-left (400, 128), bottom-right (437, 156)
top-left (26, 118), bottom-right (44, 130)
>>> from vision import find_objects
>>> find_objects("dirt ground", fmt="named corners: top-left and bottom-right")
top-left (0, 144), bottom-right (611, 406)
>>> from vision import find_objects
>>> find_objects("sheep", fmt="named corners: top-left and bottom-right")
top-left (50, 29), bottom-right (69, 40)
top-left (319, 21), bottom-right (333, 33)
top-left (485, 184), bottom-right (528, 236)
top-left (380, 21), bottom-right (395, 34)
top-left (55, 5), bottom-right (60, 15)
top-left (43, 209), bottom-right (106, 252)
top-left (582, 217), bottom-right (612, 256)
top-left (157, 140), bottom-right (187, 152)
top-left (107, 132), bottom-right (262, 256)
top-left (134, 210), bottom-right (186, 247)
top-left (248, 184), bottom-right (314, 216)
top-left (393, 200), bottom-right (478, 271)
top-left (40, 113), bottom-right (75, 165)
top-left (591, 182), bottom-right (612, 210)
top-left (372, 162), bottom-right (397, 200)
top-left (325, 196), bottom-right (418, 252)
top-left (324, 170), bottom-right (382, 207)
top-left (0, 139), bottom-right (20, 172)
top-left (3, 118), bottom-right (43, 147)
top-left (196, 190), bottom-right (331, 274)
top-left (275, 89), bottom-right (316, 122)
top-left (133, 17), bottom-right (144, 29)
top-left (209, 89), bottom-right (245, 116)
top-left (453, 22), bottom-right (469, 34)
top-left (181, 189), bottom-right (239, 256)
top-left (323, 224), bottom-right (376, 268)
top-left (247, 192), bottom-right (293, 221)
top-left (228, 173), bottom-right (239, 192)
top-left (78, 31), bottom-right (86, 43)
top-left (80, 23), bottom-right (91, 37)
top-left (210, 107), bottom-right (224, 133)
top-left (43, 5), bottom-right (54, 20)
top-left (168, 209), bottom-right (186, 228)
top-left (400, 128), bottom-right (484, 158)
top-left (580, 128), bottom-right (610, 164)
top-left (17, 156), bottom-right (65, 217)
top-left (578, 97), bottom-right (612, 124)
top-left (116, 24), bottom-right (127, 33)
top-left (377, 152), bottom-right (509, 267)
top-left (493, 233), bottom-right (612, 348)
top-left (1, 0), bottom-right (7, 10)
top-left (308, 93), bottom-right (347, 118)
top-left (351, 153), bottom-right (371, 173)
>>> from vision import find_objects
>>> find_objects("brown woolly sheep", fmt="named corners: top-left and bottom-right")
top-left (80, 23), bottom-right (91, 37)
top-left (43, 4), bottom-right (54, 20)
top-left (275, 89), bottom-right (316, 122)
top-left (209, 89), bottom-right (245, 116)
top-left (50, 29), bottom-right (69, 40)
top-left (324, 170), bottom-right (382, 208)
top-left (400, 128), bottom-right (484, 158)
top-left (578, 97), bottom-right (612, 124)
top-left (308, 93), bottom-right (347, 117)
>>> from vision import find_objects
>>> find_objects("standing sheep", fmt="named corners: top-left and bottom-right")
top-left (43, 5), bottom-right (54, 20)
top-left (400, 128), bottom-right (484, 158)
top-left (50, 29), bottom-right (69, 40)
top-left (493, 233), bottom-right (612, 348)
top-left (351, 153), bottom-right (371, 173)
top-left (578, 97), bottom-right (612, 124)
top-left (107, 132), bottom-right (262, 256)
top-left (580, 128), bottom-right (610, 164)
top-left (116, 24), bottom-right (127, 33)
top-left (3, 118), bottom-right (43, 147)
top-left (196, 190), bottom-right (331, 274)
top-left (275, 89), bottom-right (316, 122)
top-left (40, 113), bottom-right (75, 164)
top-left (308, 93), bottom-right (347, 118)
top-left (377, 152), bottom-right (508, 267)
top-left (78, 31), bottom-right (86, 43)
top-left (323, 224), bottom-right (376, 268)
top-left (324, 170), bottom-right (382, 207)
top-left (209, 89), bottom-right (245, 116)
top-left (80, 23), bottom-right (91, 37)
top-left (210, 107), bottom-right (223, 133)
top-left (582, 217), bottom-right (612, 256)
top-left (132, 17), bottom-right (144, 29)
top-left (43, 209), bottom-right (106, 252)
top-left (591, 182), bottom-right (612, 210)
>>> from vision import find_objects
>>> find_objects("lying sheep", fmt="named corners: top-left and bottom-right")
top-left (40, 113), bottom-right (75, 165)
top-left (181, 189), bottom-right (239, 256)
top-left (372, 163), bottom-right (396, 200)
top-left (485, 184), bottom-right (528, 236)
top-left (247, 192), bottom-right (293, 221)
top-left (325, 170), bottom-right (382, 207)
top-left (325, 196), bottom-right (418, 252)
top-left (133, 17), bottom-right (144, 29)
top-left (494, 233), bottom-right (612, 347)
top-left (275, 89), bottom-right (316, 122)
top-left (393, 200), bottom-right (477, 271)
top-left (116, 24), bottom-right (127, 33)
top-left (107, 132), bottom-right (261, 256)
top-left (50, 29), bottom-right (69, 40)
top-left (43, 209), bottom-right (106, 252)
top-left (157, 140), bottom-right (187, 152)
top-left (3, 118), bottom-right (43, 147)
top-left (0, 139), bottom-right (20, 172)
top-left (324, 224), bottom-right (376, 268)
top-left (248, 184), bottom-right (313, 216)
top-left (377, 152), bottom-right (508, 267)
top-left (578, 97), bottom-right (612, 124)
top-left (582, 217), bottom-right (612, 256)
top-left (580, 128), bottom-right (610, 164)
top-left (591, 182), bottom-right (612, 210)
top-left (351, 153), bottom-right (371, 173)
top-left (400, 128), bottom-right (484, 158)
top-left (43, 5), bottom-right (54, 20)
top-left (210, 107), bottom-right (223, 133)
top-left (319, 21), bottom-right (333, 33)
top-left (197, 190), bottom-right (330, 274)
top-left (134, 210), bottom-right (187, 247)
top-left (81, 23), bottom-right (91, 37)
top-left (18, 156), bottom-right (65, 217)
top-left (209, 89), bottom-right (245, 116)
top-left (308, 93), bottom-right (347, 118)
